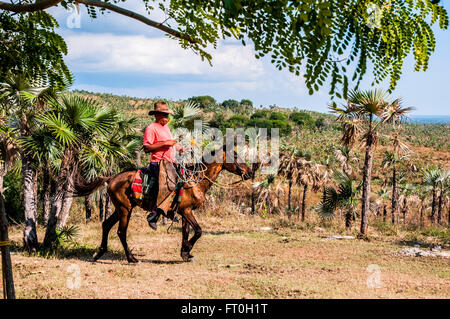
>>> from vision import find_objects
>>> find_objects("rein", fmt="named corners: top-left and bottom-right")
top-left (203, 175), bottom-right (246, 189)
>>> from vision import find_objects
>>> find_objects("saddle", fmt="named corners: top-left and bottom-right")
top-left (131, 160), bottom-right (182, 219)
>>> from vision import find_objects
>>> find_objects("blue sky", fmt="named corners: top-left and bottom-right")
top-left (47, 1), bottom-right (450, 115)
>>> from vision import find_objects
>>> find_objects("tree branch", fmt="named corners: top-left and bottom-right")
top-left (76, 0), bottom-right (198, 44)
top-left (0, 0), bottom-right (63, 12)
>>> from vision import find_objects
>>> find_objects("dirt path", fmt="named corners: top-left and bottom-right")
top-left (4, 212), bottom-right (450, 298)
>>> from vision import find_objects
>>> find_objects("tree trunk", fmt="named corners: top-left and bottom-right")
top-left (43, 148), bottom-right (73, 249)
top-left (437, 187), bottom-right (443, 225)
top-left (0, 186), bottom-right (15, 299)
top-left (420, 202), bottom-right (425, 227)
top-left (447, 207), bottom-right (450, 227)
top-left (287, 180), bottom-right (292, 218)
top-left (42, 163), bottom-right (52, 224)
top-left (301, 183), bottom-right (308, 222)
top-left (430, 184), bottom-right (437, 223)
top-left (85, 195), bottom-right (93, 222)
top-left (360, 131), bottom-right (374, 235)
top-left (345, 209), bottom-right (352, 229)
top-left (391, 166), bottom-right (397, 225)
top-left (99, 193), bottom-right (104, 221)
top-left (402, 197), bottom-right (407, 224)
top-left (57, 190), bottom-right (73, 229)
top-left (383, 204), bottom-right (387, 223)
top-left (251, 163), bottom-right (257, 215)
top-left (105, 193), bottom-right (112, 220)
top-left (22, 155), bottom-right (38, 252)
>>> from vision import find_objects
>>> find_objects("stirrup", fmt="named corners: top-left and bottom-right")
top-left (166, 209), bottom-right (179, 223)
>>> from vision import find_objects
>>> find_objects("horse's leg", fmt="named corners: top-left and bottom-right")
top-left (180, 208), bottom-right (202, 262)
top-left (117, 206), bottom-right (138, 263)
top-left (180, 216), bottom-right (191, 261)
top-left (93, 210), bottom-right (119, 261)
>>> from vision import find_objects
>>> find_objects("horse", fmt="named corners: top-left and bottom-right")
top-left (73, 145), bottom-right (253, 263)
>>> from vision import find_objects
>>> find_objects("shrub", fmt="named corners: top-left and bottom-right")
top-left (3, 170), bottom-right (24, 222)
top-left (240, 99), bottom-right (253, 107)
top-left (222, 99), bottom-right (240, 109)
top-left (224, 114), bottom-right (250, 128)
top-left (269, 112), bottom-right (288, 121)
top-left (187, 95), bottom-right (216, 109)
top-left (250, 110), bottom-right (271, 119)
top-left (290, 111), bottom-right (314, 127)
top-left (247, 118), bottom-right (292, 136)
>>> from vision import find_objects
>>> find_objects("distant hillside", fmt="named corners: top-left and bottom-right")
top-left (70, 89), bottom-right (450, 157)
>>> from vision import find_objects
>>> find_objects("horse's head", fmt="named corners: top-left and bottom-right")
top-left (221, 145), bottom-right (253, 180)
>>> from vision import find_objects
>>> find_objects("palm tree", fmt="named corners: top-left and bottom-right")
top-left (398, 183), bottom-right (414, 224)
top-left (436, 170), bottom-right (449, 225)
top-left (255, 174), bottom-right (279, 215)
top-left (37, 94), bottom-right (117, 249)
top-left (422, 167), bottom-right (442, 224)
top-left (79, 113), bottom-right (140, 223)
top-left (330, 89), bottom-right (413, 235)
top-left (318, 170), bottom-right (359, 229)
top-left (0, 72), bottom-right (61, 251)
top-left (333, 145), bottom-right (359, 178)
top-left (298, 163), bottom-right (327, 222)
top-left (279, 148), bottom-right (328, 221)
top-left (170, 101), bottom-right (210, 132)
top-left (381, 131), bottom-right (411, 225)
top-left (375, 188), bottom-right (390, 223)
top-left (414, 185), bottom-right (429, 227)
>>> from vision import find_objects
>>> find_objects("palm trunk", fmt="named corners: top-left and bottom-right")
top-left (420, 201), bottom-right (425, 227)
top-left (447, 206), bottom-right (450, 225)
top-left (437, 187), bottom-right (443, 225)
top-left (301, 183), bottom-right (308, 222)
top-left (43, 148), bottom-right (73, 249)
top-left (42, 163), bottom-right (51, 224)
top-left (22, 155), bottom-right (38, 252)
top-left (105, 193), bottom-right (112, 220)
top-left (391, 166), bottom-right (397, 225)
top-left (430, 184), bottom-right (437, 223)
top-left (57, 190), bottom-right (73, 229)
top-left (345, 208), bottom-right (352, 229)
top-left (360, 129), bottom-right (375, 235)
top-left (0, 185), bottom-right (15, 298)
top-left (85, 195), bottom-right (93, 222)
top-left (251, 164), bottom-right (257, 215)
top-left (99, 193), bottom-right (104, 221)
top-left (287, 180), bottom-right (292, 217)
top-left (402, 197), bottom-right (407, 224)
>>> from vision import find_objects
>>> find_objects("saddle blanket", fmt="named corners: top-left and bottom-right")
top-left (131, 169), bottom-right (143, 200)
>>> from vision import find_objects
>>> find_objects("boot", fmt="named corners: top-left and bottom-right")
top-left (146, 210), bottom-right (161, 230)
top-left (166, 209), bottom-right (180, 223)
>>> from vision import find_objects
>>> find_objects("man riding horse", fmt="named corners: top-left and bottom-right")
top-left (73, 101), bottom-right (254, 263)
top-left (142, 101), bottom-right (184, 230)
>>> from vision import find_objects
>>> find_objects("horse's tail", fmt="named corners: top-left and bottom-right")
top-left (72, 175), bottom-right (112, 197)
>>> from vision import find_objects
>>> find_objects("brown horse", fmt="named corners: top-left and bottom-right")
top-left (74, 145), bottom-right (253, 263)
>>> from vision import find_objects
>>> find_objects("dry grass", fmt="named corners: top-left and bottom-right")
top-left (3, 206), bottom-right (449, 299)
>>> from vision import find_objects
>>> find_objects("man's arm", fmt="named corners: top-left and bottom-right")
top-left (143, 140), bottom-right (176, 153)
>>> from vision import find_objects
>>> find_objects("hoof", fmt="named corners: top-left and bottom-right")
top-left (181, 252), bottom-right (195, 262)
top-left (127, 255), bottom-right (139, 263)
top-left (93, 248), bottom-right (106, 262)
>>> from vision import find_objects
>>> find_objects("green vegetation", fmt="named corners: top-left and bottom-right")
top-left (1, 1), bottom-right (447, 98)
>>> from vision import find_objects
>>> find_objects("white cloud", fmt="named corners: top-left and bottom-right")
top-left (64, 32), bottom-right (264, 79)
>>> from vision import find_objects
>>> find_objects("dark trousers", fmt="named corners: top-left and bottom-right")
top-left (146, 162), bottom-right (160, 213)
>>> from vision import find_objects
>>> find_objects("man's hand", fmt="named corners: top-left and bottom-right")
top-left (143, 140), bottom-right (175, 153)
top-left (176, 144), bottom-right (185, 153)
top-left (164, 139), bottom-right (177, 147)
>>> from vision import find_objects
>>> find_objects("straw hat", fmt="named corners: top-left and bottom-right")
top-left (148, 102), bottom-right (174, 115)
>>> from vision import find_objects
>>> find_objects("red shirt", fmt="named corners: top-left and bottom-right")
top-left (143, 122), bottom-right (175, 162)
